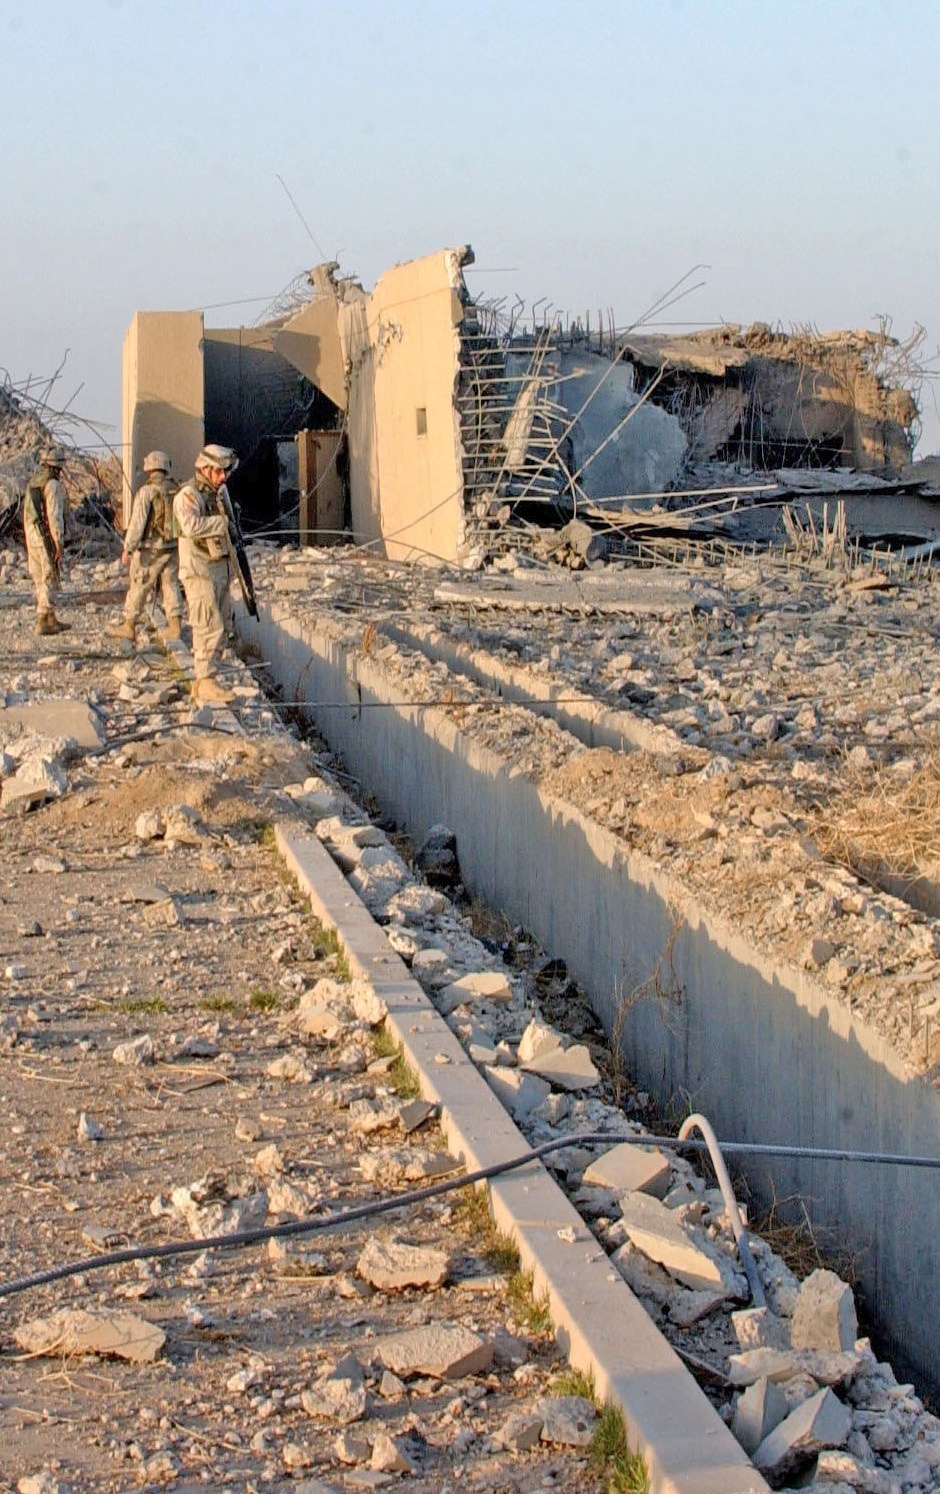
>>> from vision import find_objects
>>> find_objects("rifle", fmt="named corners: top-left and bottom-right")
top-left (219, 489), bottom-right (258, 618)
top-left (24, 481), bottom-right (60, 583)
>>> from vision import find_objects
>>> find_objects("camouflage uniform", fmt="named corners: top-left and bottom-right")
top-left (23, 461), bottom-right (68, 634)
top-left (121, 472), bottom-right (182, 637)
top-left (174, 468), bottom-right (236, 696)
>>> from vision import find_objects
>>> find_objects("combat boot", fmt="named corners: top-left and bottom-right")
top-left (36, 612), bottom-right (70, 636)
top-left (106, 619), bottom-right (137, 643)
top-left (163, 615), bottom-right (182, 643)
top-left (192, 677), bottom-right (234, 706)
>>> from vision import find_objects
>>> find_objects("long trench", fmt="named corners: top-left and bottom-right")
top-left (242, 598), bottom-right (940, 1395)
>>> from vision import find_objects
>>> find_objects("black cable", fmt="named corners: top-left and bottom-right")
top-left (2, 1130), bottom-right (938, 1303)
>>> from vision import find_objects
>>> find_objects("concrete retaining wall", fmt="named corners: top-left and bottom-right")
top-left (246, 601), bottom-right (940, 1393)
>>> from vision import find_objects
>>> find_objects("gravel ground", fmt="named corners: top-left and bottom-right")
top-left (0, 550), bottom-right (613, 1494)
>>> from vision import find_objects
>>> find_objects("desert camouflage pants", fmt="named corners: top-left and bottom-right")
top-left (179, 560), bottom-right (233, 681)
top-left (26, 538), bottom-right (58, 617)
top-left (124, 546), bottom-right (182, 626)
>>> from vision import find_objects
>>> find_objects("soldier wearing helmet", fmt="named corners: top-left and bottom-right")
top-left (23, 448), bottom-right (69, 635)
top-left (106, 450), bottom-right (182, 647)
top-left (173, 444), bottom-right (240, 705)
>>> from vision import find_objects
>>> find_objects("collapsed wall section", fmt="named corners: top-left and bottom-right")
top-left (121, 311), bottom-right (204, 522)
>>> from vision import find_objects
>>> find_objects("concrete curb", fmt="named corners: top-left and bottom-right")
top-left (275, 822), bottom-right (768, 1494)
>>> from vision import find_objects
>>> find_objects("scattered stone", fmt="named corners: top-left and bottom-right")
top-left (370, 1433), bottom-right (417, 1473)
top-left (112, 1034), bottom-right (154, 1066)
top-left (357, 1236), bottom-right (449, 1291)
top-left (349, 980), bottom-right (387, 1026)
top-left (266, 1053), bottom-right (314, 1083)
top-left (348, 1097), bottom-right (401, 1134)
top-left (1, 755), bottom-right (68, 813)
top-left (521, 1041), bottom-right (601, 1090)
top-left (14, 1308), bottom-right (165, 1365)
top-left (728, 1346), bottom-right (862, 1388)
top-left (536, 1395), bottom-right (597, 1447)
top-left (731, 1306), bottom-right (791, 1351)
top-left (30, 855), bottom-right (67, 875)
top-left (376, 1323), bottom-right (493, 1379)
top-left (495, 1411), bottom-right (544, 1451)
top-left (77, 1112), bottom-right (104, 1142)
top-left (134, 810), bottom-right (163, 841)
top-left (301, 1353), bottom-right (368, 1425)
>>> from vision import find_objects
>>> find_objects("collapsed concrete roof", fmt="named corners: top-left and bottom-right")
top-left (122, 250), bottom-right (924, 566)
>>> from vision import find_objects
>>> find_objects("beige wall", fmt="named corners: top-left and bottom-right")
top-left (339, 248), bottom-right (470, 565)
top-left (122, 311), bottom-right (205, 524)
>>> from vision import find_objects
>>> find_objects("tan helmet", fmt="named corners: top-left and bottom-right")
top-left (39, 447), bottom-right (63, 469)
top-left (196, 443), bottom-right (238, 477)
top-left (142, 450), bottom-right (171, 474)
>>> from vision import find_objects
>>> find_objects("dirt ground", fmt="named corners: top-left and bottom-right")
top-left (0, 558), bottom-right (614, 1494)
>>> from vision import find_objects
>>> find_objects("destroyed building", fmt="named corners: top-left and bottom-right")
top-left (122, 246), bottom-right (923, 564)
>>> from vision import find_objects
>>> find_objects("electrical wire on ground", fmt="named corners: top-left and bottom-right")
top-left (2, 1129), bottom-right (938, 1304)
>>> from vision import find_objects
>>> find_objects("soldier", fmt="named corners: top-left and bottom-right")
top-left (23, 447), bottom-right (69, 635)
top-left (106, 451), bottom-right (182, 645)
top-left (173, 444), bottom-right (240, 705)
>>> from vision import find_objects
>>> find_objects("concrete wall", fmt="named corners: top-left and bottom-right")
top-left (203, 326), bottom-right (311, 457)
top-left (338, 248), bottom-right (470, 564)
top-left (243, 601), bottom-right (940, 1396)
top-left (121, 311), bottom-right (205, 523)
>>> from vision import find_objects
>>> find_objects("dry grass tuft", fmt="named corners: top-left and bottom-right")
top-left (813, 741), bottom-right (940, 886)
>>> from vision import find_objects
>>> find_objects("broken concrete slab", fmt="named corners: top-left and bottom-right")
top-left (375, 1323), bottom-right (493, 1380)
top-left (356, 1237), bottom-right (449, 1292)
top-left (752, 1386), bottom-right (852, 1479)
top-left (494, 1411), bottom-right (544, 1451)
top-left (14, 1308), bottom-right (165, 1364)
top-left (618, 1190), bottom-right (746, 1296)
top-left (438, 970), bottom-right (513, 1015)
top-left (0, 699), bottom-right (105, 749)
top-left (519, 1041), bottom-right (601, 1090)
top-left (301, 1353), bottom-right (368, 1425)
top-left (790, 1268), bottom-right (858, 1353)
top-left (728, 1346), bottom-right (862, 1387)
top-left (731, 1375), bottom-right (789, 1455)
top-left (582, 1141), bottom-right (672, 1199)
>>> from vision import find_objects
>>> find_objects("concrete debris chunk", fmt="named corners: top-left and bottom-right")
top-left (517, 1017), bottom-right (565, 1064)
top-left (753, 1386), bottom-right (852, 1478)
top-left (30, 854), bottom-right (67, 875)
top-left (266, 1052), bottom-right (314, 1083)
top-left (483, 1065), bottom-right (551, 1120)
top-left (335, 1428), bottom-right (373, 1463)
top-left (348, 980), bottom-right (387, 1026)
top-left (385, 884), bottom-right (448, 922)
top-left (77, 1112), bottom-right (104, 1142)
top-left (495, 1412), bottom-right (544, 1451)
top-left (728, 1346), bottom-right (862, 1387)
top-left (170, 1177), bottom-right (268, 1239)
top-left (520, 1041), bottom-right (601, 1090)
top-left (583, 1142), bottom-right (672, 1199)
top-left (790, 1267), bottom-right (858, 1353)
top-left (358, 1146), bottom-right (452, 1184)
top-left (348, 1096), bottom-right (401, 1134)
top-left (357, 1236), bottom-right (449, 1291)
top-left (814, 1450), bottom-right (894, 1493)
top-left (732, 1306), bottom-right (791, 1351)
top-left (438, 970), bottom-right (513, 1015)
top-left (536, 1395), bottom-right (597, 1447)
top-left (14, 1308), bottom-right (165, 1365)
top-left (112, 1034), bottom-right (154, 1066)
top-left (134, 810), bottom-right (163, 841)
top-left (301, 1353), bottom-right (368, 1425)
top-left (1, 755), bottom-right (68, 814)
top-left (266, 1177), bottom-right (319, 1217)
top-left (732, 1374), bottom-right (789, 1455)
top-left (376, 1322), bottom-right (493, 1379)
top-left (398, 1097), bottom-right (436, 1134)
top-left (370, 1433), bottom-right (417, 1473)
top-left (18, 1474), bottom-right (68, 1494)
top-left (618, 1190), bottom-right (746, 1296)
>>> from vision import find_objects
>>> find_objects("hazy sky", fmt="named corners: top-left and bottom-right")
top-left (2, 0), bottom-right (938, 454)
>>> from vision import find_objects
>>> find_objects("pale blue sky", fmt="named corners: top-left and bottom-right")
top-left (2, 0), bottom-right (938, 452)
